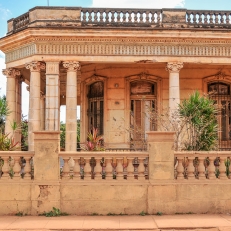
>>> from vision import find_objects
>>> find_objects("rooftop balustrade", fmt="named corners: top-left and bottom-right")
top-left (6, 7), bottom-right (231, 35)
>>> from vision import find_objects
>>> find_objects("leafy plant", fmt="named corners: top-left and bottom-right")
top-left (15, 211), bottom-right (25, 216)
top-left (0, 132), bottom-right (20, 151)
top-left (40, 207), bottom-right (68, 217)
top-left (81, 127), bottom-right (104, 151)
top-left (156, 211), bottom-right (163, 216)
top-left (21, 115), bottom-right (28, 151)
top-left (0, 95), bottom-right (10, 133)
top-left (139, 211), bottom-right (147, 216)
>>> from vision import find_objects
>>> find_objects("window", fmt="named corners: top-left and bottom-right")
top-left (130, 81), bottom-right (156, 150)
top-left (88, 81), bottom-right (104, 135)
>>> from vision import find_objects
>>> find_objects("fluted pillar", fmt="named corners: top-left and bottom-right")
top-left (26, 61), bottom-right (45, 151)
top-left (2, 68), bottom-right (21, 135)
top-left (45, 62), bottom-right (60, 131)
top-left (63, 61), bottom-right (80, 151)
top-left (40, 93), bottom-right (45, 130)
top-left (166, 62), bottom-right (183, 112)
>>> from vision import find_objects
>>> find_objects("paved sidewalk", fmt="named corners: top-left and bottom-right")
top-left (0, 214), bottom-right (231, 230)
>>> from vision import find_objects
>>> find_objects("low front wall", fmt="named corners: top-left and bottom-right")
top-left (0, 181), bottom-right (231, 215)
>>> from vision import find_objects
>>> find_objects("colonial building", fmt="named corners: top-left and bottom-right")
top-left (1, 7), bottom-right (231, 151)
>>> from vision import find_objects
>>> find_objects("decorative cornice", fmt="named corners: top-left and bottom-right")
top-left (84, 74), bottom-right (107, 85)
top-left (5, 39), bottom-right (231, 63)
top-left (63, 61), bottom-right (81, 72)
top-left (166, 62), bottom-right (184, 73)
top-left (126, 72), bottom-right (161, 82)
top-left (25, 61), bottom-right (46, 72)
top-left (2, 68), bottom-right (21, 78)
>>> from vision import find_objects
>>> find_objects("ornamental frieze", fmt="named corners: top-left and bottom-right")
top-left (5, 41), bottom-right (231, 63)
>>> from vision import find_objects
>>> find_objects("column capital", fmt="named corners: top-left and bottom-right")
top-left (166, 62), bottom-right (183, 73)
top-left (2, 68), bottom-right (21, 78)
top-left (63, 61), bottom-right (81, 72)
top-left (25, 61), bottom-right (46, 72)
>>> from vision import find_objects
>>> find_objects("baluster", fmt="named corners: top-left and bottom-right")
top-left (174, 157), bottom-right (178, 179)
top-left (1, 156), bottom-right (9, 180)
top-left (219, 157), bottom-right (227, 180)
top-left (208, 157), bottom-right (216, 179)
top-left (111, 10), bottom-right (115, 23)
top-left (122, 157), bottom-right (128, 179)
top-left (193, 13), bottom-right (197, 24)
top-left (226, 13), bottom-right (230, 24)
top-left (220, 13), bottom-right (224, 24)
top-left (99, 10), bottom-right (104, 23)
top-left (157, 12), bottom-right (161, 24)
top-left (89, 157), bottom-right (96, 179)
top-left (116, 158), bottom-right (123, 180)
top-left (199, 13), bottom-right (202, 25)
top-left (8, 157), bottom-right (15, 179)
top-left (127, 158), bottom-right (133, 180)
top-left (214, 157), bottom-right (220, 179)
top-left (13, 156), bottom-right (21, 180)
top-left (132, 157), bottom-right (139, 180)
top-left (122, 12), bottom-right (126, 23)
top-left (116, 11), bottom-right (120, 22)
top-left (105, 158), bottom-right (112, 179)
top-left (198, 157), bottom-right (205, 179)
top-left (105, 10), bottom-right (109, 23)
top-left (215, 13), bottom-right (219, 24)
top-left (140, 12), bottom-right (144, 23)
top-left (88, 11), bottom-right (92, 23)
top-left (128, 10), bottom-right (132, 23)
top-left (68, 157), bottom-right (75, 179)
top-left (73, 157), bottom-right (80, 179)
top-left (187, 157), bottom-right (195, 180)
top-left (139, 157), bottom-right (145, 180)
top-left (143, 157), bottom-right (149, 180)
top-left (204, 12), bottom-right (208, 24)
top-left (224, 157), bottom-right (231, 179)
top-left (62, 158), bottom-right (69, 180)
top-left (193, 157), bottom-right (199, 179)
top-left (94, 11), bottom-right (98, 22)
top-left (94, 158), bottom-right (101, 180)
top-left (100, 157), bottom-right (106, 179)
top-left (210, 12), bottom-right (214, 24)
top-left (177, 158), bottom-right (184, 180)
top-left (79, 157), bottom-right (86, 180)
top-left (145, 11), bottom-right (149, 23)
top-left (23, 156), bottom-right (32, 180)
top-left (134, 12), bottom-right (138, 23)
top-left (82, 10), bottom-right (86, 23)
top-left (182, 157), bottom-right (189, 179)
top-left (83, 158), bottom-right (91, 180)
top-left (203, 157), bottom-right (210, 179)
top-left (111, 157), bottom-right (117, 179)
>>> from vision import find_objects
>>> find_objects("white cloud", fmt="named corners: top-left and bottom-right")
top-left (0, 6), bottom-right (11, 20)
top-left (91, 0), bottom-right (185, 8)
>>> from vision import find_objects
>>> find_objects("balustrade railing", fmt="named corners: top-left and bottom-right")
top-left (0, 152), bottom-right (34, 180)
top-left (175, 151), bottom-right (231, 180)
top-left (81, 8), bottom-right (162, 26)
top-left (59, 151), bottom-right (149, 181)
top-left (186, 10), bottom-right (231, 27)
top-left (13, 12), bottom-right (29, 32)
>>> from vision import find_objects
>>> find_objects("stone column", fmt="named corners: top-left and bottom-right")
top-left (2, 68), bottom-right (21, 135)
top-left (40, 93), bottom-right (45, 130)
top-left (166, 62), bottom-right (183, 111)
top-left (63, 61), bottom-right (80, 151)
top-left (45, 62), bottom-right (60, 131)
top-left (26, 61), bottom-right (45, 151)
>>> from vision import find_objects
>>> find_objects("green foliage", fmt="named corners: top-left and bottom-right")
top-left (81, 127), bottom-right (104, 151)
top-left (91, 212), bottom-right (99, 216)
top-left (156, 211), bottom-right (163, 216)
top-left (21, 115), bottom-right (28, 151)
top-left (40, 207), bottom-right (68, 217)
top-left (179, 91), bottom-right (218, 151)
top-left (0, 95), bottom-right (10, 133)
top-left (139, 211), bottom-right (147, 216)
top-left (15, 211), bottom-right (25, 216)
top-left (225, 158), bottom-right (231, 177)
top-left (0, 132), bottom-right (20, 151)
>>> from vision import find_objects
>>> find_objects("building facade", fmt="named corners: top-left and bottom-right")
top-left (1, 7), bottom-right (231, 151)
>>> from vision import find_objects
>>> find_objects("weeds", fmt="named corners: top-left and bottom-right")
top-left (40, 207), bottom-right (68, 217)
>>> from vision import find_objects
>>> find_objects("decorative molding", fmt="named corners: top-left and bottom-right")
top-left (126, 72), bottom-right (161, 82)
top-left (46, 62), bottom-right (60, 75)
top-left (63, 61), bottom-right (81, 72)
top-left (166, 62), bottom-right (184, 73)
top-left (25, 61), bottom-right (46, 72)
top-left (2, 68), bottom-right (21, 78)
top-left (5, 40), bottom-right (231, 63)
top-left (84, 74), bottom-right (107, 85)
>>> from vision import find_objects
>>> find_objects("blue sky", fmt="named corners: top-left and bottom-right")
top-left (0, 0), bottom-right (231, 119)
